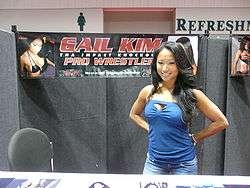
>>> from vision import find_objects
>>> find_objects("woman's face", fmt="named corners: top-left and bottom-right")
top-left (29, 38), bottom-right (43, 54)
top-left (245, 42), bottom-right (250, 51)
top-left (156, 48), bottom-right (179, 82)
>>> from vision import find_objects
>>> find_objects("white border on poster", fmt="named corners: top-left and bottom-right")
top-left (168, 35), bottom-right (199, 66)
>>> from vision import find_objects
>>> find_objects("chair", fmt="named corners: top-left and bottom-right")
top-left (8, 128), bottom-right (54, 172)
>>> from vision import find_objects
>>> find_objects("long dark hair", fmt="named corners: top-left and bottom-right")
top-left (150, 41), bottom-right (197, 126)
top-left (17, 35), bottom-right (45, 58)
top-left (176, 37), bottom-right (196, 67)
top-left (239, 36), bottom-right (250, 52)
top-left (17, 34), bottom-right (55, 59)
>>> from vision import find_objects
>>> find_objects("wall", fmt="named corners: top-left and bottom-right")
top-left (104, 11), bottom-right (174, 34)
top-left (1, 7), bottom-right (250, 34)
top-left (0, 9), bottom-right (103, 33)
top-left (0, 0), bottom-right (249, 9)
top-left (0, 31), bottom-right (20, 170)
top-left (200, 37), bottom-right (229, 174)
top-left (224, 75), bottom-right (250, 175)
top-left (106, 78), bottom-right (150, 173)
top-left (18, 78), bottom-right (107, 173)
top-left (225, 39), bottom-right (250, 175)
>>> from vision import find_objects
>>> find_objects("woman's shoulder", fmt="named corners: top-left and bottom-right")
top-left (138, 85), bottom-right (154, 100)
top-left (192, 89), bottom-right (208, 103)
top-left (236, 49), bottom-right (243, 55)
top-left (20, 52), bottom-right (29, 63)
top-left (141, 84), bottom-right (154, 94)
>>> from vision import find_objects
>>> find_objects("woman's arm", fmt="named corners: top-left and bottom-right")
top-left (129, 85), bottom-right (152, 132)
top-left (192, 89), bottom-right (229, 143)
top-left (46, 59), bottom-right (55, 67)
top-left (20, 54), bottom-right (33, 74)
top-left (192, 64), bottom-right (197, 75)
top-left (232, 50), bottom-right (241, 75)
top-left (20, 57), bottom-right (25, 75)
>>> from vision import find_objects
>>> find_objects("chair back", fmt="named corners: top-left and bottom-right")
top-left (8, 128), bottom-right (53, 172)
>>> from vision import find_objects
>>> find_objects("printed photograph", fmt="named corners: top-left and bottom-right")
top-left (17, 33), bottom-right (56, 78)
top-left (230, 35), bottom-right (250, 77)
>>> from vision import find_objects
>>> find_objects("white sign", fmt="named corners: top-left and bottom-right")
top-left (175, 8), bottom-right (250, 34)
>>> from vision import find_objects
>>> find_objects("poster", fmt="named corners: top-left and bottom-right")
top-left (230, 35), bottom-right (250, 77)
top-left (15, 32), bottom-right (199, 78)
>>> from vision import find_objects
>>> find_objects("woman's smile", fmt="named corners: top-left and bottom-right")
top-left (156, 48), bottom-right (178, 82)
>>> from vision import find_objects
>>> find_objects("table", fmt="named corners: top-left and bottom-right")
top-left (1, 171), bottom-right (250, 188)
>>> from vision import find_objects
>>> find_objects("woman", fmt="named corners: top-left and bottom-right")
top-left (129, 41), bottom-right (228, 175)
top-left (231, 36), bottom-right (250, 76)
top-left (19, 36), bottom-right (55, 78)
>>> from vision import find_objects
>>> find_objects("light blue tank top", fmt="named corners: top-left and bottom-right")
top-left (144, 99), bottom-right (196, 165)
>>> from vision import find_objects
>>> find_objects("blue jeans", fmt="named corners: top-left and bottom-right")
top-left (143, 155), bottom-right (198, 175)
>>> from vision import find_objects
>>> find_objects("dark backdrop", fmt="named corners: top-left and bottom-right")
top-left (0, 30), bottom-right (20, 170)
top-left (0, 30), bottom-right (249, 175)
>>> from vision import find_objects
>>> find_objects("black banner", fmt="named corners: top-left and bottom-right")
top-left (16, 32), bottom-right (199, 78)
